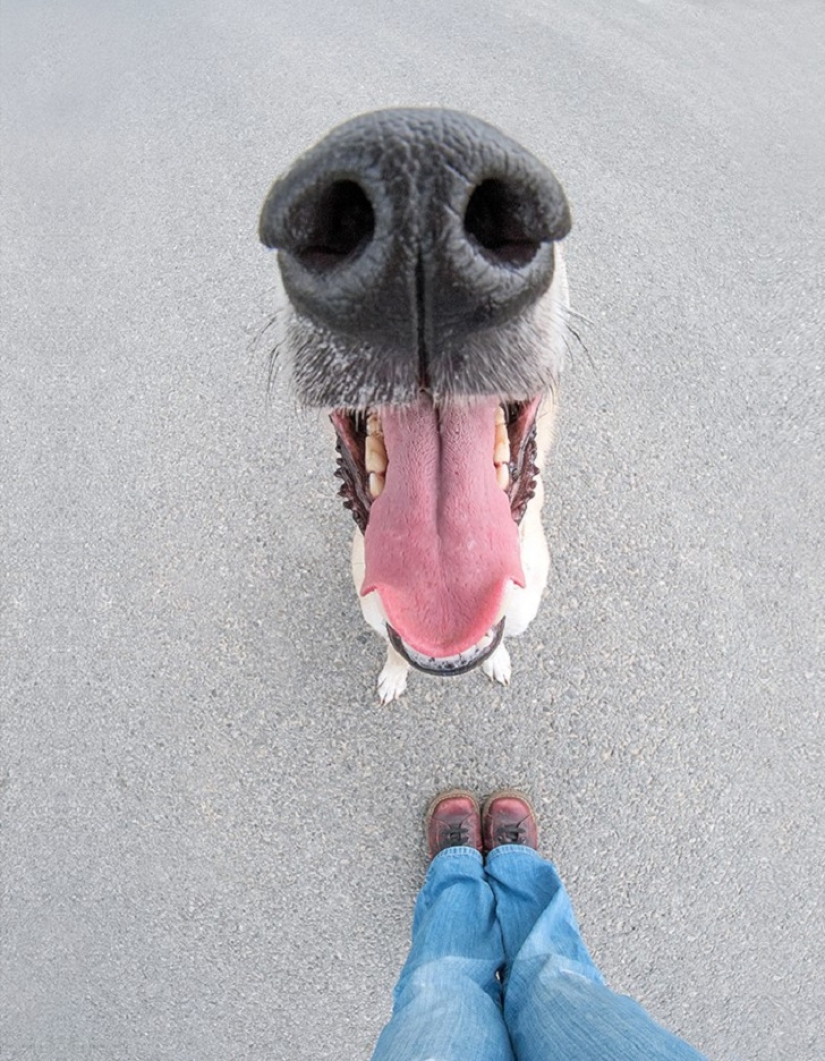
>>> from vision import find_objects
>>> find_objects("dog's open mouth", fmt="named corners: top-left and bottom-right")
top-left (331, 393), bottom-right (542, 664)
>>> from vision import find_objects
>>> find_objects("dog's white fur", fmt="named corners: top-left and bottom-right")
top-left (351, 250), bottom-right (569, 702)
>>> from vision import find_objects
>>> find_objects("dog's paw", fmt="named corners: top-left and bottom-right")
top-left (378, 648), bottom-right (409, 704)
top-left (482, 643), bottom-right (512, 686)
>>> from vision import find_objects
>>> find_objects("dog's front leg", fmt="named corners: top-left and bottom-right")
top-left (482, 642), bottom-right (512, 686)
top-left (351, 528), bottom-right (410, 702)
top-left (481, 468), bottom-right (551, 688)
top-left (377, 643), bottom-right (410, 704)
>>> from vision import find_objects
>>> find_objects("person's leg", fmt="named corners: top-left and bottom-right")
top-left (486, 844), bottom-right (603, 985)
top-left (371, 793), bottom-right (514, 1061)
top-left (483, 794), bottom-right (708, 1061)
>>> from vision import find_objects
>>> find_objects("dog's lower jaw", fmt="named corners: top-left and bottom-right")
top-left (351, 416), bottom-right (553, 704)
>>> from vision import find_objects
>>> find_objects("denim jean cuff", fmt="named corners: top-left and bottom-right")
top-left (429, 845), bottom-right (485, 867)
top-left (485, 844), bottom-right (543, 869)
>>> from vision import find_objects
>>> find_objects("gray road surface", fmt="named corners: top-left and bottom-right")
top-left (2, 1), bottom-right (823, 1059)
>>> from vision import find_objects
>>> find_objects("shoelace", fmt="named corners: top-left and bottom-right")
top-left (496, 815), bottom-right (530, 845)
top-left (438, 816), bottom-right (471, 845)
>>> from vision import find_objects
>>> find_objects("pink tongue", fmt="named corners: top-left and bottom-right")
top-left (362, 396), bottom-right (525, 657)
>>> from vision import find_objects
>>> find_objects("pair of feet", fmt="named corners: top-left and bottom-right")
top-left (426, 789), bottom-right (538, 861)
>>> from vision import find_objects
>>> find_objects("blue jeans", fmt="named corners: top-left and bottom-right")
top-left (371, 846), bottom-right (707, 1061)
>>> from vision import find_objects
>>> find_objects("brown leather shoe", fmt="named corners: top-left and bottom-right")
top-left (482, 790), bottom-right (539, 853)
top-left (425, 789), bottom-right (483, 859)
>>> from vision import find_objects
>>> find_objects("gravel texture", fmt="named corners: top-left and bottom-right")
top-left (1, 2), bottom-right (823, 1059)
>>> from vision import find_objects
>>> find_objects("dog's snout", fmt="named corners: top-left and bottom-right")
top-left (260, 109), bottom-right (571, 406)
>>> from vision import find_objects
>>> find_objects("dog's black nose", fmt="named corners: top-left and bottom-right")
top-left (260, 109), bottom-right (571, 406)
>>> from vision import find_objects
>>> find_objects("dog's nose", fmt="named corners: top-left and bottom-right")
top-left (259, 109), bottom-right (571, 405)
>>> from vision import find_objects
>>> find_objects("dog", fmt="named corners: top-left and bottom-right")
top-left (259, 109), bottom-right (572, 702)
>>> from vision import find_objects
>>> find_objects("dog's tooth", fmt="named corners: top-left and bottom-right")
top-left (496, 463), bottom-right (510, 490)
top-left (367, 412), bottom-right (382, 436)
top-left (495, 405), bottom-right (506, 426)
top-left (365, 433), bottom-right (388, 474)
top-left (494, 424), bottom-right (510, 466)
top-left (369, 472), bottom-right (385, 498)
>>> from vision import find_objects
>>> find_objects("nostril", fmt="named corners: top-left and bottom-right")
top-left (293, 180), bottom-right (375, 273)
top-left (464, 179), bottom-right (542, 268)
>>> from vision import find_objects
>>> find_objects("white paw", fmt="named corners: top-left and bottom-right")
top-left (482, 643), bottom-right (511, 686)
top-left (377, 647), bottom-right (409, 704)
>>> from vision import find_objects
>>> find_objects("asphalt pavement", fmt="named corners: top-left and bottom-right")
top-left (2, 1), bottom-right (823, 1059)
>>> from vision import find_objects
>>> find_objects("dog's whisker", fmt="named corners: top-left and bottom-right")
top-left (544, 306), bottom-right (596, 376)
top-left (264, 335), bottom-right (292, 404)
top-left (249, 306), bottom-right (288, 360)
top-left (561, 305), bottom-right (595, 327)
